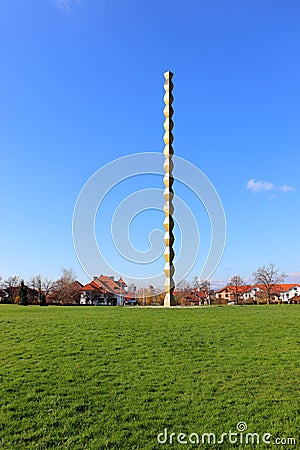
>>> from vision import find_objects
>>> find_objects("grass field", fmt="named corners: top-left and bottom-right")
top-left (0, 305), bottom-right (299, 449)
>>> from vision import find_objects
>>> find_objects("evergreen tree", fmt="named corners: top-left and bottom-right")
top-left (19, 280), bottom-right (28, 306)
top-left (40, 292), bottom-right (47, 306)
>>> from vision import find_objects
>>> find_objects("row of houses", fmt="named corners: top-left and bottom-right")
top-left (216, 284), bottom-right (300, 304)
top-left (79, 279), bottom-right (300, 306)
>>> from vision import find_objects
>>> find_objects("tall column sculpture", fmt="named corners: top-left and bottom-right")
top-left (163, 71), bottom-right (175, 307)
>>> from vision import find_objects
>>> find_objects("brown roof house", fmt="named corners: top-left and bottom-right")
top-left (80, 275), bottom-right (127, 306)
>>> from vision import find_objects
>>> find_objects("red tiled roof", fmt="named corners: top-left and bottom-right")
top-left (80, 283), bottom-right (96, 291)
top-left (216, 283), bottom-right (300, 294)
top-left (270, 283), bottom-right (300, 292)
top-left (118, 277), bottom-right (127, 287)
top-left (216, 285), bottom-right (252, 294)
top-left (98, 276), bottom-right (126, 294)
top-left (80, 280), bottom-right (106, 292)
top-left (81, 275), bottom-right (127, 295)
top-left (253, 284), bottom-right (300, 293)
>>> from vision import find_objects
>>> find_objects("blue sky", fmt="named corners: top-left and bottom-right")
top-left (0, 0), bottom-right (299, 287)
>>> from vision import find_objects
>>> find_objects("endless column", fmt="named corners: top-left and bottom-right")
top-left (163, 71), bottom-right (175, 307)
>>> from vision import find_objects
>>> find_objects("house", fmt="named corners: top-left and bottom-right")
top-left (80, 275), bottom-right (127, 306)
top-left (291, 295), bottom-right (300, 304)
top-left (174, 289), bottom-right (207, 306)
top-left (216, 284), bottom-right (300, 304)
top-left (216, 285), bottom-right (253, 303)
top-left (241, 284), bottom-right (300, 303)
top-left (271, 284), bottom-right (300, 303)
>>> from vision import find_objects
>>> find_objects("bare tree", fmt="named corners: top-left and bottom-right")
top-left (28, 275), bottom-right (42, 303)
top-left (61, 267), bottom-right (76, 282)
top-left (3, 276), bottom-right (21, 303)
top-left (29, 275), bottom-right (54, 294)
top-left (49, 268), bottom-right (81, 305)
top-left (28, 275), bottom-right (42, 291)
top-left (26, 275), bottom-right (54, 305)
top-left (42, 278), bottom-right (54, 297)
top-left (253, 263), bottom-right (286, 305)
top-left (177, 279), bottom-right (190, 292)
top-left (228, 275), bottom-right (246, 305)
top-left (199, 280), bottom-right (213, 305)
top-left (192, 276), bottom-right (200, 290)
top-left (3, 276), bottom-right (21, 288)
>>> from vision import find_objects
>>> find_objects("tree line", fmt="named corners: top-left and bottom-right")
top-left (0, 263), bottom-right (295, 306)
top-left (0, 268), bottom-right (82, 306)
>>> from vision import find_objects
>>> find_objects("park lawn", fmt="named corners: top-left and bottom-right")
top-left (0, 305), bottom-right (299, 449)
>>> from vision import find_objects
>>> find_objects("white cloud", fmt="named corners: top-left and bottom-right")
top-left (246, 179), bottom-right (275, 193)
top-left (53, 0), bottom-right (81, 12)
top-left (286, 272), bottom-right (300, 284)
top-left (247, 179), bottom-right (296, 195)
top-left (54, 0), bottom-right (72, 11)
top-left (279, 183), bottom-right (296, 193)
top-left (209, 278), bottom-right (233, 289)
top-left (289, 272), bottom-right (300, 278)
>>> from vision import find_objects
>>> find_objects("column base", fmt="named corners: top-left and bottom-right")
top-left (164, 292), bottom-right (176, 307)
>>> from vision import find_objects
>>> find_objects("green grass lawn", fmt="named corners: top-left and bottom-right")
top-left (0, 305), bottom-right (299, 449)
